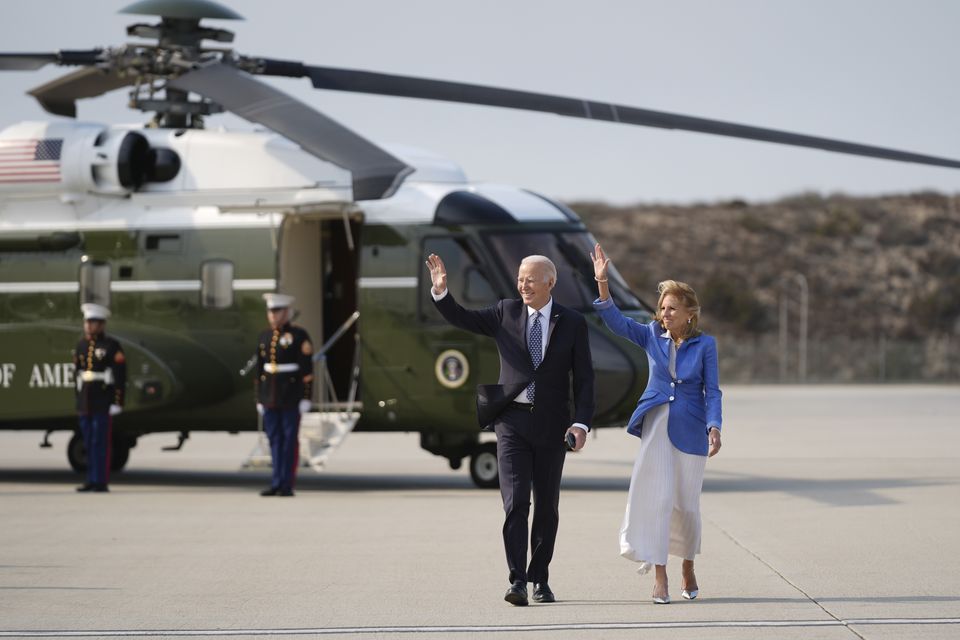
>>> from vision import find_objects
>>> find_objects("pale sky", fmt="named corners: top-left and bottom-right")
top-left (2, 0), bottom-right (959, 204)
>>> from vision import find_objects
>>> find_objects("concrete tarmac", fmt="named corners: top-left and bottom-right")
top-left (1, 385), bottom-right (958, 639)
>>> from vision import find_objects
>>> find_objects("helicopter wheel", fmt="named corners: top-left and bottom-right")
top-left (110, 440), bottom-right (131, 472)
top-left (67, 431), bottom-right (132, 473)
top-left (67, 432), bottom-right (86, 474)
top-left (469, 442), bottom-right (499, 489)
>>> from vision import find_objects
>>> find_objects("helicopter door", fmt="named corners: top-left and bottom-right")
top-left (277, 215), bottom-right (360, 402)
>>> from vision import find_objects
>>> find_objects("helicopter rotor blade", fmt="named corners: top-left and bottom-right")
top-left (255, 59), bottom-right (960, 171)
top-left (0, 49), bottom-right (104, 71)
top-left (168, 63), bottom-right (412, 200)
top-left (0, 53), bottom-right (60, 71)
top-left (28, 66), bottom-right (136, 118)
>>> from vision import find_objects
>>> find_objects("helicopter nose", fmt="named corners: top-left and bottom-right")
top-left (587, 323), bottom-right (640, 420)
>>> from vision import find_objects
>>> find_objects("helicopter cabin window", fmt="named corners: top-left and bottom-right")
top-left (145, 233), bottom-right (182, 253)
top-left (79, 261), bottom-right (111, 307)
top-left (420, 236), bottom-right (498, 322)
top-left (200, 260), bottom-right (234, 309)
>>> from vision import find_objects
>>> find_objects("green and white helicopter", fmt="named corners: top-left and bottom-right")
top-left (2, 0), bottom-right (957, 486)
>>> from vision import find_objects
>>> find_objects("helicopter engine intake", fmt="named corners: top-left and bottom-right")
top-left (0, 121), bottom-right (180, 196)
top-left (88, 129), bottom-right (181, 194)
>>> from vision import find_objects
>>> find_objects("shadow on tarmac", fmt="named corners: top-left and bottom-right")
top-left (535, 594), bottom-right (960, 606)
top-left (0, 468), bottom-right (953, 502)
top-left (704, 470), bottom-right (955, 507)
top-left (0, 468), bottom-right (478, 492)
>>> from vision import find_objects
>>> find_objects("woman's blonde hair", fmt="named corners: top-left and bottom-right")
top-left (655, 279), bottom-right (701, 338)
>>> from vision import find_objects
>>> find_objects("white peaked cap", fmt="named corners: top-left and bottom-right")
top-left (263, 293), bottom-right (295, 310)
top-left (81, 303), bottom-right (111, 320)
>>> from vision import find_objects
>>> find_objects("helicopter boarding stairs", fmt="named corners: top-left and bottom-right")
top-left (242, 312), bottom-right (361, 472)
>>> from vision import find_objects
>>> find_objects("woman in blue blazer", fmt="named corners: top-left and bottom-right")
top-left (591, 243), bottom-right (722, 604)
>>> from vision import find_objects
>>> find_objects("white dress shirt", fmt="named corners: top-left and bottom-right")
top-left (519, 298), bottom-right (589, 433)
top-left (514, 298), bottom-right (553, 404)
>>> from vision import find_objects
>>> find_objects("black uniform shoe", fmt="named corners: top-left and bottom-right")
top-left (278, 489), bottom-right (295, 497)
top-left (504, 581), bottom-right (528, 606)
top-left (93, 484), bottom-right (109, 492)
top-left (76, 483), bottom-right (95, 492)
top-left (532, 583), bottom-right (556, 603)
top-left (260, 487), bottom-right (279, 497)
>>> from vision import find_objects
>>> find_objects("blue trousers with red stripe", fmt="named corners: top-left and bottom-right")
top-left (78, 413), bottom-right (111, 486)
top-left (262, 407), bottom-right (301, 491)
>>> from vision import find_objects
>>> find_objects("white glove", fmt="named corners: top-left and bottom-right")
top-left (256, 403), bottom-right (265, 416)
top-left (298, 399), bottom-right (312, 414)
top-left (109, 404), bottom-right (123, 416)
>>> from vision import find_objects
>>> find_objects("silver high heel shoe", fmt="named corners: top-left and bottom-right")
top-left (681, 566), bottom-right (698, 600)
top-left (652, 587), bottom-right (670, 604)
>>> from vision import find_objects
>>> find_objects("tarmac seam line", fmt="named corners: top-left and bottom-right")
top-left (1, 618), bottom-right (960, 637)
top-left (706, 516), bottom-right (867, 640)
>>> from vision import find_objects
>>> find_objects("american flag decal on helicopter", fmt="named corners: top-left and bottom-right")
top-left (0, 138), bottom-right (62, 183)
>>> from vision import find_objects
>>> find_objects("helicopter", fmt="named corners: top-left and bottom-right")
top-left (2, 0), bottom-right (959, 488)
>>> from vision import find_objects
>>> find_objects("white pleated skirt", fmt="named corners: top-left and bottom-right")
top-left (619, 402), bottom-right (707, 574)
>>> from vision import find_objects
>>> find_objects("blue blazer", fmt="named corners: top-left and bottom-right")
top-left (593, 297), bottom-right (722, 456)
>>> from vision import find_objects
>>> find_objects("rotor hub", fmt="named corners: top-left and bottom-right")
top-left (116, 0), bottom-right (243, 126)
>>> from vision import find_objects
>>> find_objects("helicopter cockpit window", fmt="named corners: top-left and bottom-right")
top-left (200, 260), bottom-right (234, 310)
top-left (420, 236), bottom-right (498, 322)
top-left (464, 265), bottom-right (496, 303)
top-left (484, 231), bottom-right (646, 312)
top-left (79, 261), bottom-right (111, 307)
top-left (557, 232), bottom-right (646, 311)
top-left (485, 232), bottom-right (591, 310)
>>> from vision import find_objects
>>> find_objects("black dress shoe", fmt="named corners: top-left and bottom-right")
top-left (260, 487), bottom-right (279, 497)
top-left (504, 581), bottom-right (528, 606)
top-left (93, 484), bottom-right (109, 493)
top-left (532, 583), bottom-right (555, 603)
top-left (278, 489), bottom-right (295, 497)
top-left (76, 483), bottom-right (95, 492)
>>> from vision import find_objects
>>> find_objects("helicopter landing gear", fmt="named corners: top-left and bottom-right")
top-left (422, 432), bottom-right (499, 488)
top-left (469, 442), bottom-right (499, 489)
top-left (67, 432), bottom-right (87, 473)
top-left (67, 431), bottom-right (135, 474)
top-left (111, 438), bottom-right (133, 472)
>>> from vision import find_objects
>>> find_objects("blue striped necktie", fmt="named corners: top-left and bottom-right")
top-left (526, 311), bottom-right (543, 402)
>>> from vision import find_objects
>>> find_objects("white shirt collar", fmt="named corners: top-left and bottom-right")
top-left (527, 297), bottom-right (553, 321)
top-left (662, 328), bottom-right (697, 341)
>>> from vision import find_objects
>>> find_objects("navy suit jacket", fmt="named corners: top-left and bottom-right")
top-left (594, 297), bottom-right (722, 456)
top-left (434, 292), bottom-right (595, 441)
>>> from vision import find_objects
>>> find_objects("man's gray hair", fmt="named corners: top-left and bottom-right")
top-left (520, 255), bottom-right (558, 283)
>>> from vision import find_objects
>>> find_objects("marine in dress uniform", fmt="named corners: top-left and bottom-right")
top-left (73, 303), bottom-right (126, 493)
top-left (254, 293), bottom-right (314, 497)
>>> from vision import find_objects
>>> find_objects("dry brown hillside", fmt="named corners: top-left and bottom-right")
top-left (569, 192), bottom-right (960, 382)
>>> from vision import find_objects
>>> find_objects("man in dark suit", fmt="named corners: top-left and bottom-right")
top-left (425, 253), bottom-right (595, 606)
